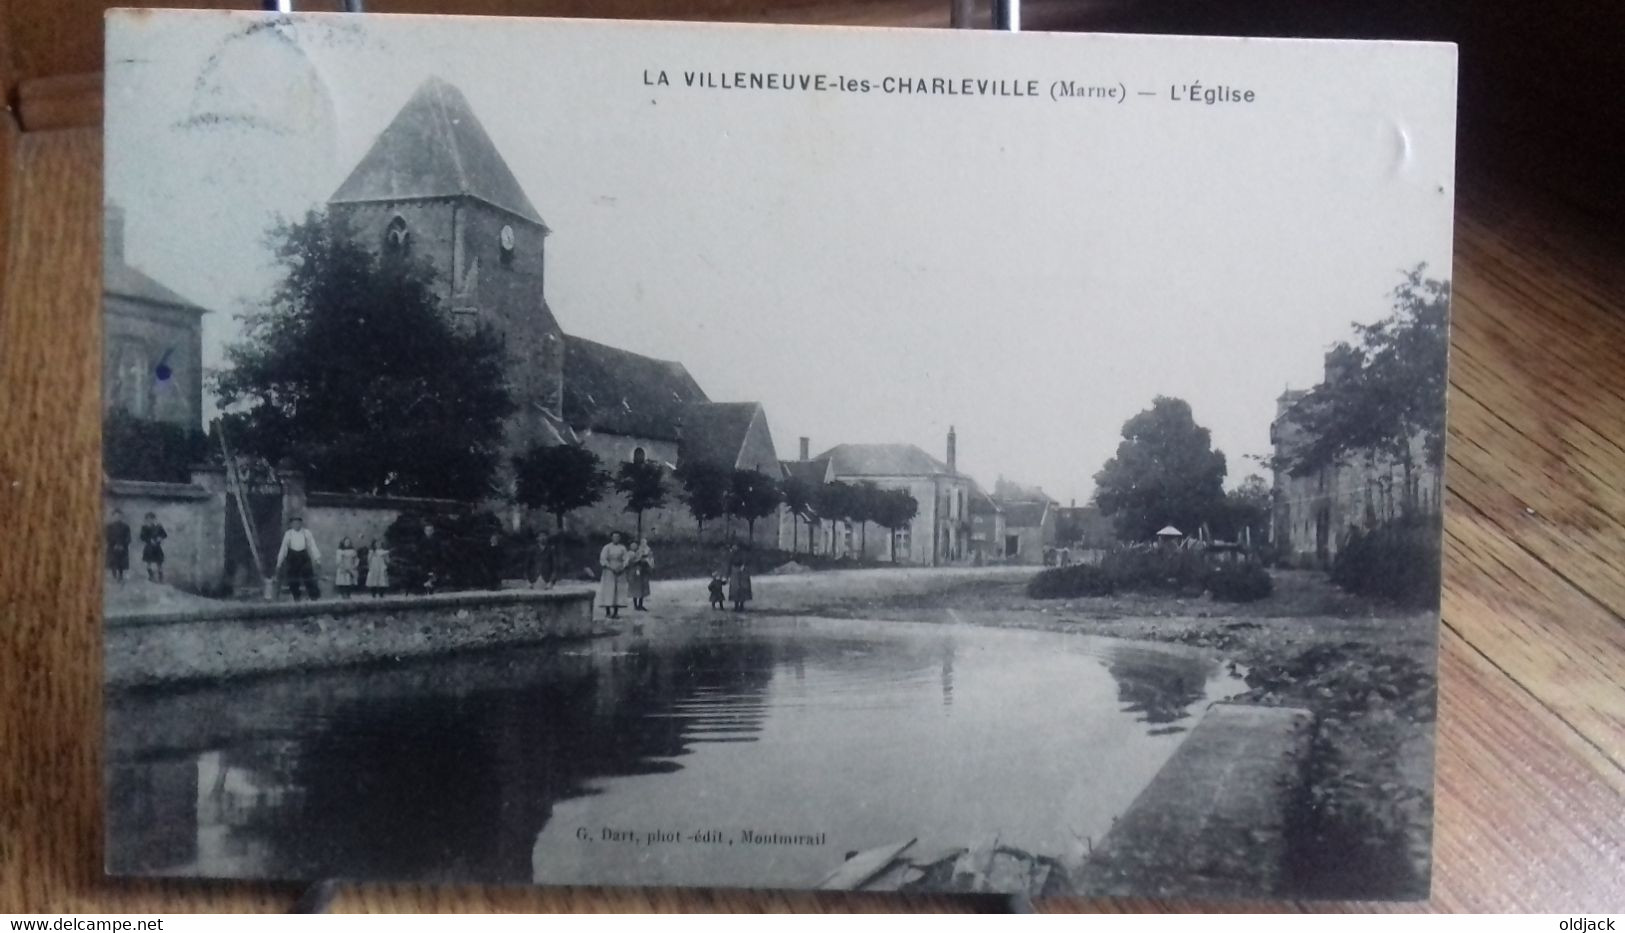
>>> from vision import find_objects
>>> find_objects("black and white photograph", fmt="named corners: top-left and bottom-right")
top-left (102, 10), bottom-right (1456, 900)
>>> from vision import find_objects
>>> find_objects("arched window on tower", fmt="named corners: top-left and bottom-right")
top-left (383, 215), bottom-right (411, 258)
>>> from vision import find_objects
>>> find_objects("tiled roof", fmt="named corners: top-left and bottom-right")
top-left (994, 476), bottom-right (1057, 505)
top-left (968, 486), bottom-right (1002, 515)
top-left (817, 443), bottom-right (951, 478)
top-left (104, 258), bottom-right (208, 315)
top-left (329, 76), bottom-right (546, 227)
top-left (999, 500), bottom-right (1051, 528)
top-left (561, 336), bottom-right (708, 440)
top-left (678, 402), bottom-right (762, 472)
top-left (781, 458), bottom-right (831, 486)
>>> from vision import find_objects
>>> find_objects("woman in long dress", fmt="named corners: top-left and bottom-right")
top-left (727, 545), bottom-right (753, 612)
top-left (597, 532), bottom-right (630, 619)
top-left (626, 537), bottom-right (655, 611)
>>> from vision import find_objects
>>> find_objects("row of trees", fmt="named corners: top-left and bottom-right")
top-left (511, 444), bottom-right (922, 558)
top-left (193, 210), bottom-right (927, 557)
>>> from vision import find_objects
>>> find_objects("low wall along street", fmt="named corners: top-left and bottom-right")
top-left (104, 477), bottom-right (222, 592)
top-left (1078, 703), bottom-right (1316, 898)
top-left (105, 588), bottom-right (600, 688)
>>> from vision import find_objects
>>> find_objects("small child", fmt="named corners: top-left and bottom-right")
top-left (707, 572), bottom-right (726, 610)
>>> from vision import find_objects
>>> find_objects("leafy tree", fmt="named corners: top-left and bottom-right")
top-left (513, 443), bottom-right (610, 531)
top-left (1093, 396), bottom-right (1228, 542)
top-left (814, 481), bottom-right (856, 556)
top-left (729, 469), bottom-right (783, 544)
top-left (1278, 266), bottom-right (1449, 514)
top-left (781, 475), bottom-right (816, 554)
top-left (1215, 474), bottom-right (1272, 544)
top-left (675, 460), bottom-right (729, 539)
top-left (615, 459), bottom-right (667, 537)
top-left (103, 409), bottom-right (209, 483)
top-left (848, 481), bottom-right (884, 557)
top-left (872, 488), bottom-right (920, 562)
top-left (214, 211), bottom-right (514, 499)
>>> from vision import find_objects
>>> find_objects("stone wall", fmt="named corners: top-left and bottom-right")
top-left (105, 588), bottom-right (598, 688)
top-left (303, 491), bottom-right (463, 557)
top-left (104, 472), bottom-right (225, 593)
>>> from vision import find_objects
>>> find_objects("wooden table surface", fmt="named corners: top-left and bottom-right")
top-left (2, 9), bottom-right (1623, 913)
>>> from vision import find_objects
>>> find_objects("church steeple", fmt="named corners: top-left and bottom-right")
top-left (329, 76), bottom-right (547, 229)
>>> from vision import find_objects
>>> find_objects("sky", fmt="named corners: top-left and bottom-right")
top-left (106, 12), bottom-right (1457, 504)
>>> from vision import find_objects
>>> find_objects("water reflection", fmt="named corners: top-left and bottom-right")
top-left (1105, 645), bottom-right (1216, 729)
top-left (106, 619), bottom-right (1237, 888)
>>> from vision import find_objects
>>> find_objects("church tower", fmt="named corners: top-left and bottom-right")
top-left (326, 76), bottom-right (567, 445)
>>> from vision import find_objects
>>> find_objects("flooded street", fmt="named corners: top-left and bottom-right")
top-left (107, 616), bottom-right (1241, 889)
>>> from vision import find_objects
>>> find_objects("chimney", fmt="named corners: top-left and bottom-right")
top-left (946, 425), bottom-right (957, 475)
top-left (104, 203), bottom-right (125, 263)
top-left (799, 436), bottom-right (809, 461)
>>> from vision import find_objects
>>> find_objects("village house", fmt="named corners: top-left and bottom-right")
top-left (1270, 349), bottom-right (1443, 567)
top-left (1055, 501), bottom-right (1115, 557)
top-left (326, 75), bottom-right (786, 544)
top-left (970, 476), bottom-right (1058, 564)
top-left (103, 204), bottom-right (208, 429)
top-left (783, 429), bottom-right (976, 566)
top-left (967, 488), bottom-right (1005, 563)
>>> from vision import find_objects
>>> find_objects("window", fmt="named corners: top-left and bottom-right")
top-left (632, 447), bottom-right (646, 464)
top-left (383, 216), bottom-right (410, 257)
top-left (894, 526), bottom-right (911, 560)
top-left (1005, 535), bottom-right (1020, 557)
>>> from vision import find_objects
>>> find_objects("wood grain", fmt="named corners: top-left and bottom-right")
top-left (3, 51), bottom-right (1624, 919)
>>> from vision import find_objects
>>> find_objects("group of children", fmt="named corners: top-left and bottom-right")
top-left (329, 535), bottom-right (391, 598)
top-left (271, 516), bottom-right (390, 600)
top-left (104, 508), bottom-right (166, 584)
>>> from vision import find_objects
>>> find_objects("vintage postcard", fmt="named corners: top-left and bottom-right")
top-left (102, 10), bottom-right (1456, 899)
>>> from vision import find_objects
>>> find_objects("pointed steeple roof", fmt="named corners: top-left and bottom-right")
top-left (329, 76), bottom-right (546, 227)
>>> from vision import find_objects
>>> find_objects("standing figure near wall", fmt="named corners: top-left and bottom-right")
top-left (597, 531), bottom-right (629, 619)
top-left (106, 508), bottom-right (132, 583)
top-left (276, 516), bottom-right (322, 601)
top-left (139, 512), bottom-right (167, 583)
top-left (365, 539), bottom-right (390, 598)
top-left (627, 537), bottom-right (655, 612)
top-left (335, 538), bottom-right (360, 598)
top-left (727, 545), bottom-right (753, 612)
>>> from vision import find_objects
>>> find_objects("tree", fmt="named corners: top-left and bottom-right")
top-left (513, 443), bottom-right (610, 531)
top-left (615, 459), bottom-right (667, 537)
top-left (676, 460), bottom-right (729, 540)
top-left (814, 481), bottom-right (855, 556)
top-left (1093, 396), bottom-right (1228, 542)
top-left (848, 481), bottom-right (883, 558)
top-left (729, 469), bottom-right (783, 544)
top-left (1218, 474), bottom-right (1272, 544)
top-left (1279, 266), bottom-right (1449, 515)
top-left (103, 409), bottom-right (209, 483)
top-left (781, 475), bottom-right (815, 554)
top-left (214, 211), bottom-right (514, 499)
top-left (872, 488), bottom-right (920, 562)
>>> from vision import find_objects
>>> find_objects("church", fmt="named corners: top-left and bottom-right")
top-left (102, 204), bottom-right (208, 430)
top-left (326, 76), bottom-right (786, 541)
